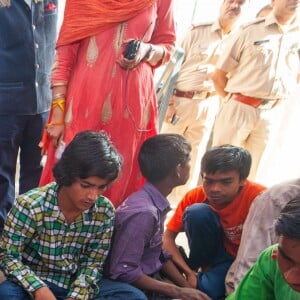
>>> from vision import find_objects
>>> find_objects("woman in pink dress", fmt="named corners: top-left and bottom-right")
top-left (40, 0), bottom-right (175, 207)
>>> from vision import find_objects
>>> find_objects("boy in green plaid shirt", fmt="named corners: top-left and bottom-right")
top-left (0, 131), bottom-right (145, 300)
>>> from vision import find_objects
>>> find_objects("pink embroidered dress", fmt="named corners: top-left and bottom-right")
top-left (40, 0), bottom-right (175, 207)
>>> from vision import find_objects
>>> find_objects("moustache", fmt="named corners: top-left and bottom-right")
top-left (228, 8), bottom-right (240, 14)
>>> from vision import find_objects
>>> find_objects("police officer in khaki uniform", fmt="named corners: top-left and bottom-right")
top-left (212, 0), bottom-right (300, 180)
top-left (161, 0), bottom-right (247, 203)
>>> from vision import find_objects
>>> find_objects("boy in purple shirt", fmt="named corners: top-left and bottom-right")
top-left (105, 134), bottom-right (210, 300)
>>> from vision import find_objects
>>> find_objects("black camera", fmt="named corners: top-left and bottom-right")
top-left (123, 40), bottom-right (141, 60)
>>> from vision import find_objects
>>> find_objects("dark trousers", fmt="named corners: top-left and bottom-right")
top-left (183, 203), bottom-right (234, 300)
top-left (0, 279), bottom-right (147, 300)
top-left (0, 113), bottom-right (48, 232)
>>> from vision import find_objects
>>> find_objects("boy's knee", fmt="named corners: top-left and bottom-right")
top-left (98, 279), bottom-right (147, 300)
top-left (184, 203), bottom-right (216, 226)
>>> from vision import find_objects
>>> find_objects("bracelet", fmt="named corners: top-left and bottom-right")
top-left (161, 46), bottom-right (166, 63)
top-left (144, 43), bottom-right (155, 62)
top-left (51, 82), bottom-right (67, 88)
top-left (53, 93), bottom-right (66, 100)
top-left (52, 98), bottom-right (65, 112)
top-left (45, 121), bottom-right (64, 129)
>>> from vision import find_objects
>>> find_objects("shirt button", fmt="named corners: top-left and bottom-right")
top-left (35, 63), bottom-right (39, 69)
top-left (32, 24), bottom-right (36, 30)
top-left (35, 81), bottom-right (39, 87)
top-left (123, 264), bottom-right (128, 268)
top-left (35, 43), bottom-right (39, 49)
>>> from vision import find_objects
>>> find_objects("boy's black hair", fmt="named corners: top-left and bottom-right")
top-left (53, 130), bottom-right (122, 186)
top-left (138, 134), bottom-right (191, 183)
top-left (275, 196), bottom-right (300, 240)
top-left (201, 145), bottom-right (252, 180)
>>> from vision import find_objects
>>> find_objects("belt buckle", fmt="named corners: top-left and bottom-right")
top-left (258, 99), bottom-right (277, 109)
top-left (192, 91), bottom-right (207, 100)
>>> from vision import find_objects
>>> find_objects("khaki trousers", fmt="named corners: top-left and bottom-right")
top-left (212, 97), bottom-right (282, 180)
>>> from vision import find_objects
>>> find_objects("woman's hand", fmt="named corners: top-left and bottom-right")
top-left (47, 123), bottom-right (65, 147)
top-left (164, 97), bottom-right (178, 124)
top-left (118, 41), bottom-right (152, 69)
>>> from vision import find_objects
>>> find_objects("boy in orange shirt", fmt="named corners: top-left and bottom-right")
top-left (163, 145), bottom-right (266, 299)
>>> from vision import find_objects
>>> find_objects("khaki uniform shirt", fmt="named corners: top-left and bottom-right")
top-left (175, 20), bottom-right (228, 92)
top-left (217, 12), bottom-right (300, 99)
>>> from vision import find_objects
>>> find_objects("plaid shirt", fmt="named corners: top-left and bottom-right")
top-left (0, 182), bottom-right (115, 300)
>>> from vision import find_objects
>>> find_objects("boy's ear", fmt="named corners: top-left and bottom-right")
top-left (175, 163), bottom-right (182, 178)
top-left (239, 178), bottom-right (246, 187)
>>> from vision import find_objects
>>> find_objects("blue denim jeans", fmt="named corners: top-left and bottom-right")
top-left (0, 112), bottom-right (48, 233)
top-left (0, 278), bottom-right (147, 300)
top-left (183, 203), bottom-right (234, 300)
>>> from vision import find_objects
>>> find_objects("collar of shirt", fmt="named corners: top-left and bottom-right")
top-left (43, 182), bottom-right (105, 225)
top-left (211, 19), bottom-right (223, 35)
top-left (265, 11), bottom-right (300, 30)
top-left (24, 0), bottom-right (31, 8)
top-left (143, 182), bottom-right (171, 214)
top-left (215, 18), bottom-right (241, 38)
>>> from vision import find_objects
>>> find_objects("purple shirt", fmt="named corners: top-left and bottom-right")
top-left (105, 182), bottom-right (171, 283)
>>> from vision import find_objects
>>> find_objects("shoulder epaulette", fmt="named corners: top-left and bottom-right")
top-left (191, 21), bottom-right (214, 30)
top-left (241, 18), bottom-right (265, 29)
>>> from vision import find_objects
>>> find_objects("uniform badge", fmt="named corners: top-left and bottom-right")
top-left (254, 39), bottom-right (270, 45)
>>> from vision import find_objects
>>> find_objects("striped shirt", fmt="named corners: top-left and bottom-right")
top-left (0, 182), bottom-right (115, 300)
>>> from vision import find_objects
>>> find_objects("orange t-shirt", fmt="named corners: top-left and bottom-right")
top-left (166, 180), bottom-right (266, 257)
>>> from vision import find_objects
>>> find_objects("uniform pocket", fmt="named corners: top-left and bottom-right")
top-left (286, 44), bottom-right (300, 72)
top-left (244, 42), bottom-right (273, 69)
